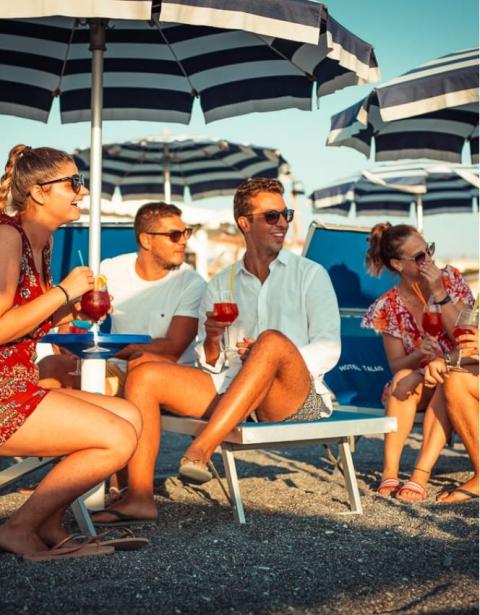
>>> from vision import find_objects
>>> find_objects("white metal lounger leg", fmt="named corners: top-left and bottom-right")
top-left (338, 438), bottom-right (363, 514)
top-left (221, 445), bottom-right (246, 524)
top-left (70, 498), bottom-right (97, 536)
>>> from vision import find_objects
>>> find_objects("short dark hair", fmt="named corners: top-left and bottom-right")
top-left (134, 201), bottom-right (182, 245)
top-left (233, 178), bottom-right (284, 223)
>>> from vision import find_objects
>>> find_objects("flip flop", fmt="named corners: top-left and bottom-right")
top-left (436, 487), bottom-right (479, 505)
top-left (395, 480), bottom-right (428, 502)
top-left (91, 509), bottom-right (157, 528)
top-left (23, 538), bottom-right (114, 562)
top-left (178, 456), bottom-right (212, 484)
top-left (91, 527), bottom-right (149, 551)
top-left (376, 478), bottom-right (401, 496)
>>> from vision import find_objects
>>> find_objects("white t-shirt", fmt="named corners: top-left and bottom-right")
top-left (100, 252), bottom-right (206, 365)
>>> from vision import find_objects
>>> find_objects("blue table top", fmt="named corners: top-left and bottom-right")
top-left (40, 333), bottom-right (151, 360)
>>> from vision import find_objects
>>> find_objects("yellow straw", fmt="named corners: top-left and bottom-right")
top-left (411, 282), bottom-right (428, 308)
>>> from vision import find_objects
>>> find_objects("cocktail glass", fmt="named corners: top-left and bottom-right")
top-left (422, 304), bottom-right (443, 338)
top-left (451, 307), bottom-right (479, 372)
top-left (213, 290), bottom-right (239, 362)
top-left (81, 275), bottom-right (111, 353)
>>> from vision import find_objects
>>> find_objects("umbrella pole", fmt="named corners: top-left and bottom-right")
top-left (88, 20), bottom-right (107, 274)
top-left (163, 143), bottom-right (172, 202)
top-left (416, 194), bottom-right (423, 232)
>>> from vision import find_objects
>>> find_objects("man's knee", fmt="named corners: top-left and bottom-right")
top-left (256, 329), bottom-right (291, 350)
top-left (443, 371), bottom-right (465, 405)
top-left (124, 362), bottom-right (176, 400)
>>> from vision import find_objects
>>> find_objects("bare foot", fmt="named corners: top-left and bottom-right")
top-left (38, 522), bottom-right (72, 548)
top-left (91, 496), bottom-right (158, 524)
top-left (0, 522), bottom-right (47, 556)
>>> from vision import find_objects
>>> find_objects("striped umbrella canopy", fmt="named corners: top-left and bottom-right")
top-left (309, 160), bottom-right (480, 231)
top-left (0, 1), bottom-right (379, 272)
top-left (327, 48), bottom-right (479, 164)
top-left (73, 134), bottom-right (289, 203)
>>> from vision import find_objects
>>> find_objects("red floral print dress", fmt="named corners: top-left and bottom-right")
top-left (0, 214), bottom-right (53, 445)
top-left (362, 265), bottom-right (474, 403)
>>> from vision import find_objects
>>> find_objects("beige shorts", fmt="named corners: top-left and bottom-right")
top-left (105, 361), bottom-right (127, 397)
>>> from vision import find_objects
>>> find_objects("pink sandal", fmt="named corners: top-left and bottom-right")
top-left (396, 480), bottom-right (428, 502)
top-left (376, 478), bottom-right (401, 496)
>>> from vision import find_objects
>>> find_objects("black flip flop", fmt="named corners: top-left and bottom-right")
top-left (436, 487), bottom-right (479, 505)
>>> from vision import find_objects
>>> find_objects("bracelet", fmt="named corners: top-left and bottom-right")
top-left (54, 284), bottom-right (70, 305)
top-left (433, 294), bottom-right (452, 306)
top-left (443, 352), bottom-right (452, 371)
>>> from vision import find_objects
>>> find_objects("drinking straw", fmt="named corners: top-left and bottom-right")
top-left (411, 282), bottom-right (428, 308)
top-left (77, 250), bottom-right (85, 266)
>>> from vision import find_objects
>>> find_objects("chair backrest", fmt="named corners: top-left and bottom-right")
top-left (303, 222), bottom-right (396, 310)
top-left (303, 222), bottom-right (394, 407)
top-left (51, 223), bottom-right (136, 283)
top-left (324, 314), bottom-right (392, 408)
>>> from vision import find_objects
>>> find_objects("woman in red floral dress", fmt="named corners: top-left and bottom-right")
top-left (362, 223), bottom-right (473, 502)
top-left (0, 145), bottom-right (141, 560)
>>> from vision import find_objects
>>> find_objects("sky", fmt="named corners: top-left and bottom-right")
top-left (0, 0), bottom-right (478, 260)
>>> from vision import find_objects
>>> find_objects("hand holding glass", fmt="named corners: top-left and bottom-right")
top-left (213, 290), bottom-right (239, 360)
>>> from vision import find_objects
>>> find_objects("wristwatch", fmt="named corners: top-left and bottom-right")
top-left (433, 294), bottom-right (452, 306)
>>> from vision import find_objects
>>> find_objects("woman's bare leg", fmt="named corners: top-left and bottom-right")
top-left (0, 389), bottom-right (139, 555)
top-left (396, 385), bottom-right (451, 502)
top-left (379, 369), bottom-right (431, 495)
top-left (438, 367), bottom-right (479, 502)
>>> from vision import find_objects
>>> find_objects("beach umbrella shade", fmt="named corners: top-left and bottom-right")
top-left (0, 1), bottom-right (380, 272)
top-left (309, 160), bottom-right (480, 231)
top-left (73, 134), bottom-right (290, 203)
top-left (327, 48), bottom-right (479, 164)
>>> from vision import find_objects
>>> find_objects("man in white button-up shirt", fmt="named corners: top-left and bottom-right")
top-left (93, 179), bottom-right (340, 525)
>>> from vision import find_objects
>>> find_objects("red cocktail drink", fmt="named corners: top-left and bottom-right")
top-left (81, 290), bottom-right (110, 322)
top-left (422, 311), bottom-right (443, 337)
top-left (213, 302), bottom-right (239, 324)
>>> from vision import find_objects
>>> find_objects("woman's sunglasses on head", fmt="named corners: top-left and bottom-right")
top-left (246, 208), bottom-right (295, 225)
top-left (37, 174), bottom-right (85, 194)
top-left (145, 227), bottom-right (194, 243)
top-left (400, 242), bottom-right (435, 266)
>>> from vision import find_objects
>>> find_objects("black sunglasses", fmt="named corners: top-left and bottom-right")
top-left (38, 174), bottom-right (85, 194)
top-left (246, 208), bottom-right (294, 225)
top-left (145, 227), bottom-right (193, 243)
top-left (399, 242), bottom-right (435, 266)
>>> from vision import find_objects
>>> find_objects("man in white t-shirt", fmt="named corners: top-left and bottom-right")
top-left (93, 179), bottom-right (340, 526)
top-left (38, 202), bottom-right (205, 395)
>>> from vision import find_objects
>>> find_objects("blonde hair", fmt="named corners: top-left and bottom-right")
top-left (365, 222), bottom-right (418, 276)
top-left (0, 144), bottom-right (73, 213)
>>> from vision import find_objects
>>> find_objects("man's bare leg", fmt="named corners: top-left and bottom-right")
top-left (92, 363), bottom-right (218, 523)
top-left (438, 366), bottom-right (479, 503)
top-left (183, 330), bottom-right (311, 465)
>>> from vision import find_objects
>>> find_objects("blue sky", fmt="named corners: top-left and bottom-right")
top-left (0, 0), bottom-right (478, 259)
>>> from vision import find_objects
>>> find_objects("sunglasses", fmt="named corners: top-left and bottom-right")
top-left (145, 227), bottom-right (193, 243)
top-left (37, 174), bottom-right (85, 194)
top-left (400, 242), bottom-right (435, 265)
top-left (246, 208), bottom-right (294, 225)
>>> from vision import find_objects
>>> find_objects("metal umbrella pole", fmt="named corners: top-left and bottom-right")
top-left (415, 194), bottom-right (424, 232)
top-left (88, 19), bottom-right (107, 275)
top-left (163, 142), bottom-right (172, 203)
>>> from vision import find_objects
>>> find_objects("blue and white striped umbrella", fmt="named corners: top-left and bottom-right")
top-left (73, 135), bottom-right (289, 202)
top-left (327, 48), bottom-right (479, 164)
top-left (0, 2), bottom-right (379, 124)
top-left (310, 160), bottom-right (479, 230)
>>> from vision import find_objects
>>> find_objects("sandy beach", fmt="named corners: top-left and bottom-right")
top-left (0, 429), bottom-right (478, 615)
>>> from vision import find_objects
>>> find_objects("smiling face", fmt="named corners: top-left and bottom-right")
top-left (392, 232), bottom-right (434, 280)
top-left (29, 160), bottom-right (88, 226)
top-left (239, 191), bottom-right (289, 257)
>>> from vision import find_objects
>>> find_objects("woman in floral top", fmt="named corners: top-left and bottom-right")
top-left (362, 223), bottom-right (473, 502)
top-left (0, 145), bottom-right (141, 560)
